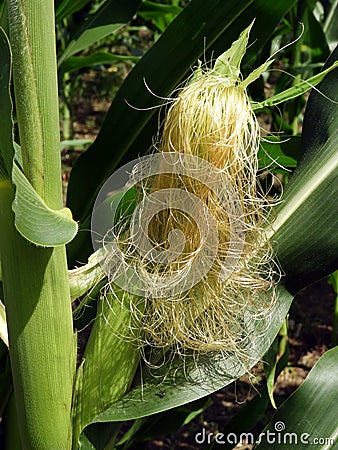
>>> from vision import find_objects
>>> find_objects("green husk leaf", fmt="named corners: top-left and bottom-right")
top-left (213, 18), bottom-right (275, 89)
top-left (73, 288), bottom-right (142, 448)
top-left (68, 248), bottom-right (106, 300)
top-left (213, 20), bottom-right (254, 79)
top-left (241, 59), bottom-right (274, 89)
top-left (252, 61), bottom-right (338, 110)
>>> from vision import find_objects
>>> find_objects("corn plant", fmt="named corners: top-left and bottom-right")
top-left (0, 0), bottom-right (337, 449)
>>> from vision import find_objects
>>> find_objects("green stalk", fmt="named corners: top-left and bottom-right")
top-left (8, 0), bottom-right (61, 202)
top-left (0, 1), bottom-right (76, 448)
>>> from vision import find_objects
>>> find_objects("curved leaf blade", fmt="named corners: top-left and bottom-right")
top-left (63, 52), bottom-right (140, 74)
top-left (58, 0), bottom-right (142, 66)
top-left (301, 45), bottom-right (338, 159)
top-left (55, 0), bottom-right (92, 23)
top-left (254, 346), bottom-right (338, 449)
top-left (12, 157), bottom-right (78, 246)
top-left (268, 130), bottom-right (338, 292)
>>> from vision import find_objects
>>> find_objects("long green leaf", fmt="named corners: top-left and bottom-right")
top-left (58, 0), bottom-right (142, 66)
top-left (254, 346), bottom-right (338, 449)
top-left (301, 46), bottom-right (338, 159)
top-left (55, 0), bottom-right (92, 23)
top-left (267, 47), bottom-right (338, 293)
top-left (268, 130), bottom-right (338, 291)
top-left (63, 52), bottom-right (140, 74)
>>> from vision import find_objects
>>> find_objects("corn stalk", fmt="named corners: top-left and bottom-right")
top-left (0, 0), bottom-right (76, 448)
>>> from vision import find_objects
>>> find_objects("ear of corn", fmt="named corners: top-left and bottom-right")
top-left (100, 23), bottom-right (280, 368)
top-left (72, 287), bottom-right (142, 447)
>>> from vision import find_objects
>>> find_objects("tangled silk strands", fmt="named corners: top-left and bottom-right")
top-left (104, 66), bottom-right (281, 369)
